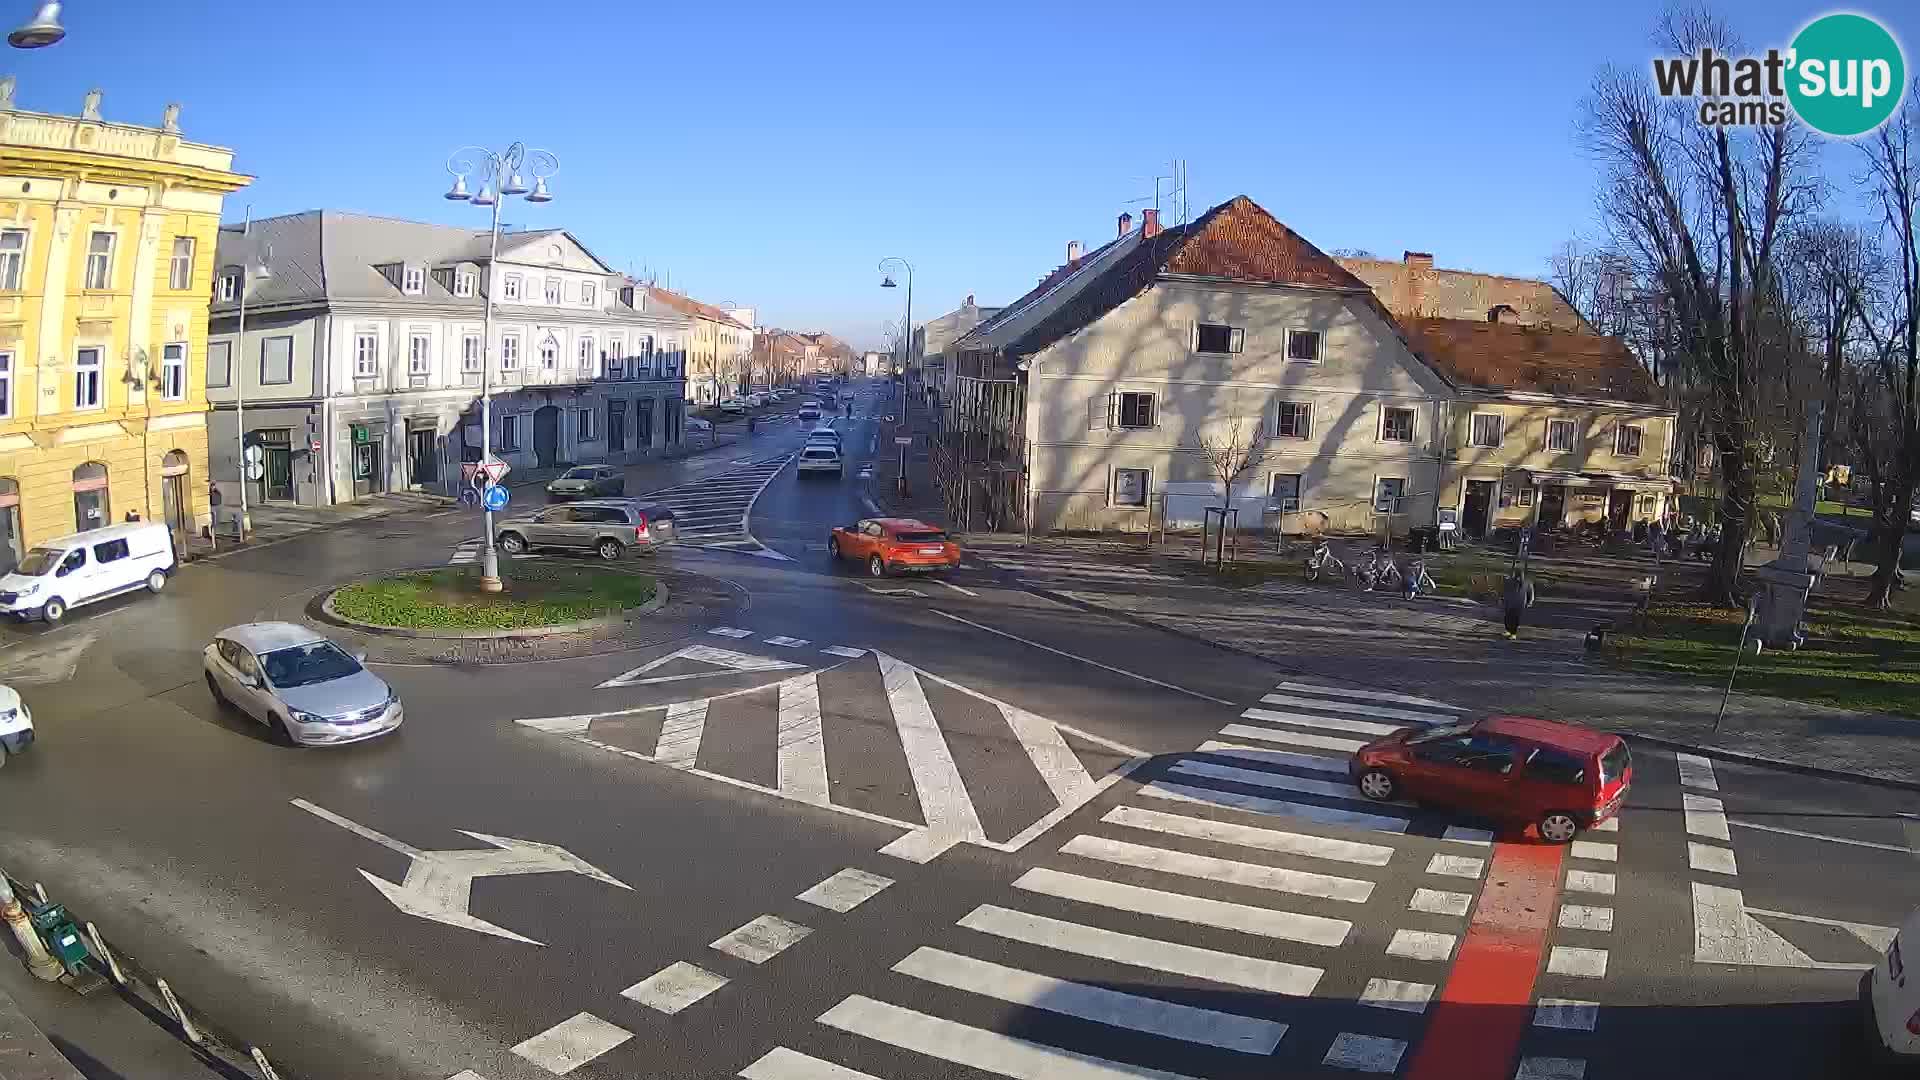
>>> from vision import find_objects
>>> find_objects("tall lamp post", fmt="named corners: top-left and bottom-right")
top-left (231, 211), bottom-right (271, 541)
top-left (6, 2), bottom-right (63, 48)
top-left (878, 257), bottom-right (912, 395)
top-left (444, 142), bottom-right (557, 593)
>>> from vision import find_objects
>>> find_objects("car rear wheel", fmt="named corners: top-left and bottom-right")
top-left (1357, 768), bottom-right (1397, 801)
top-left (868, 554), bottom-right (887, 578)
top-left (1538, 811), bottom-right (1580, 844)
top-left (499, 532), bottom-right (528, 554)
top-left (597, 538), bottom-right (625, 561)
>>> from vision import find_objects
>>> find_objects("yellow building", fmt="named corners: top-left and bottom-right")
top-left (0, 84), bottom-right (248, 566)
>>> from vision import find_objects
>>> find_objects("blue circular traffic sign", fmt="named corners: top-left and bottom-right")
top-left (483, 484), bottom-right (510, 511)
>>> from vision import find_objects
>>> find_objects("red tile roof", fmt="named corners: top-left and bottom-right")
top-left (1164, 197), bottom-right (1367, 289)
top-left (640, 284), bottom-right (751, 328)
top-left (1339, 256), bottom-right (1591, 332)
top-left (1400, 317), bottom-right (1660, 404)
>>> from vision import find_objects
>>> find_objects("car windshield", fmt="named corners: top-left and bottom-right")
top-left (260, 640), bottom-right (362, 689)
top-left (1406, 721), bottom-right (1480, 745)
top-left (1599, 741), bottom-right (1631, 786)
top-left (12, 547), bottom-right (61, 576)
top-left (897, 530), bottom-right (946, 543)
top-left (563, 467), bottom-right (598, 479)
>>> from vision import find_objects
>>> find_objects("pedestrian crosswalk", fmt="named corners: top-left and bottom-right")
top-left (729, 680), bottom-right (1507, 1080)
top-left (516, 645), bottom-right (1148, 861)
top-left (637, 454), bottom-right (795, 557)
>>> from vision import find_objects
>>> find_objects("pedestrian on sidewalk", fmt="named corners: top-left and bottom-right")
top-left (1502, 573), bottom-right (1527, 639)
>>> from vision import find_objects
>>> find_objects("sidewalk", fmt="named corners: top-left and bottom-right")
top-left (965, 534), bottom-right (1920, 789)
top-left (0, 955), bottom-right (217, 1080)
top-left (202, 491), bottom-right (450, 558)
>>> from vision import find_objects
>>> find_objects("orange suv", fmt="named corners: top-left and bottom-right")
top-left (829, 518), bottom-right (961, 577)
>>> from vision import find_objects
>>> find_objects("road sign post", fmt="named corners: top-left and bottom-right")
top-left (483, 485), bottom-right (509, 512)
top-left (895, 435), bottom-right (912, 500)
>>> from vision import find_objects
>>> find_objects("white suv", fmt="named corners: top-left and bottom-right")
top-left (797, 444), bottom-right (843, 477)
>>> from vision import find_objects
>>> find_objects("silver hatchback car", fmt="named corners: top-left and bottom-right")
top-left (203, 622), bottom-right (402, 747)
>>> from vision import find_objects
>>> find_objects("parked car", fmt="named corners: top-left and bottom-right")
top-left (1863, 906), bottom-right (1920, 1068)
top-left (772, 387), bottom-right (796, 400)
top-left (0, 521), bottom-right (175, 624)
top-left (496, 499), bottom-right (676, 560)
top-left (1350, 715), bottom-right (1630, 842)
top-left (797, 444), bottom-right (843, 477)
top-left (798, 402), bottom-right (822, 421)
top-left (747, 392), bottom-right (769, 407)
top-left (828, 518), bottom-right (961, 577)
top-left (686, 417), bottom-right (714, 435)
top-left (718, 398), bottom-right (749, 414)
top-left (203, 623), bottom-right (402, 747)
top-left (0, 684), bottom-right (33, 767)
top-left (546, 464), bottom-right (626, 500)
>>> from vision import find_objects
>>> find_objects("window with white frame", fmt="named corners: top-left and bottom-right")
top-left (454, 270), bottom-right (476, 298)
top-left (1285, 328), bottom-right (1322, 363)
top-left (1615, 423), bottom-right (1644, 457)
top-left (605, 335), bottom-right (623, 375)
top-left (539, 335), bottom-right (558, 370)
top-left (402, 266), bottom-right (424, 295)
top-left (1518, 486), bottom-right (1536, 507)
top-left (1116, 391), bottom-right (1156, 429)
top-left (1194, 323), bottom-right (1244, 354)
top-left (461, 333), bottom-right (482, 374)
top-left (1469, 412), bottom-right (1504, 448)
top-left (409, 332), bottom-right (431, 376)
top-left (499, 414), bottom-right (520, 450)
top-left (581, 281), bottom-right (596, 307)
top-left (168, 237), bottom-right (195, 291)
top-left (663, 344), bottom-right (679, 377)
top-left (0, 352), bottom-right (12, 416)
top-left (636, 337), bottom-right (653, 377)
top-left (1276, 400), bottom-right (1312, 439)
top-left (217, 269), bottom-right (238, 302)
top-left (1636, 492), bottom-right (1658, 516)
top-left (1380, 405), bottom-right (1416, 443)
top-left (74, 347), bottom-right (102, 408)
top-left (83, 231), bottom-right (114, 290)
top-left (206, 341), bottom-right (231, 388)
top-left (1547, 418), bottom-right (1577, 453)
top-left (1374, 477), bottom-right (1407, 514)
top-left (501, 333), bottom-right (521, 370)
top-left (608, 347), bottom-right (626, 380)
top-left (354, 333), bottom-right (378, 378)
top-left (159, 342), bottom-right (186, 400)
top-left (503, 274), bottom-right (522, 301)
top-left (0, 229), bottom-right (25, 290)
top-left (543, 278), bottom-right (561, 305)
top-left (578, 335), bottom-right (595, 374)
top-left (577, 408), bottom-right (596, 440)
top-left (1112, 467), bottom-right (1150, 508)
top-left (1269, 473), bottom-right (1302, 513)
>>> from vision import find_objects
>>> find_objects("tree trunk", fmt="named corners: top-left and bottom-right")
top-left (1707, 437), bottom-right (1754, 606)
top-left (1867, 476), bottom-right (1915, 607)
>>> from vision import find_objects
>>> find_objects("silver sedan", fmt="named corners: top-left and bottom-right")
top-left (203, 622), bottom-right (402, 747)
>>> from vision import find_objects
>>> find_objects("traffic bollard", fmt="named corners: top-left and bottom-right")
top-left (0, 875), bottom-right (65, 981)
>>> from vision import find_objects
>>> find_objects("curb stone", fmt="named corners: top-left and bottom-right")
top-left (1619, 732), bottom-right (1920, 795)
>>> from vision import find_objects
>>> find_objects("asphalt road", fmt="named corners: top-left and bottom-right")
top-left (0, 381), bottom-right (1911, 1079)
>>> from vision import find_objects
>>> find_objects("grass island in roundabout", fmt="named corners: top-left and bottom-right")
top-left (326, 562), bottom-right (659, 632)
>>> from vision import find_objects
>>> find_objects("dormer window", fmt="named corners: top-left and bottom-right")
top-left (454, 270), bottom-right (476, 298)
top-left (619, 286), bottom-right (635, 307)
top-left (402, 265), bottom-right (425, 295)
top-left (217, 268), bottom-right (239, 303)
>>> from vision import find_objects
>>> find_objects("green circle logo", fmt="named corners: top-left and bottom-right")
top-left (1787, 13), bottom-right (1906, 137)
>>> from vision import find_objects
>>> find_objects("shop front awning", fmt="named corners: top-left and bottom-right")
top-left (1509, 468), bottom-right (1676, 493)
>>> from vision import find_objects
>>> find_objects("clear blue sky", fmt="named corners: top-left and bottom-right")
top-left (5, 0), bottom-right (1910, 348)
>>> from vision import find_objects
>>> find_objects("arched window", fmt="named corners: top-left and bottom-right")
top-left (72, 461), bottom-right (110, 531)
top-left (0, 477), bottom-right (19, 572)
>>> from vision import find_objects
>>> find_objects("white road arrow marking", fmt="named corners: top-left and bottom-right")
top-left (597, 644), bottom-right (804, 688)
top-left (292, 799), bottom-right (630, 946)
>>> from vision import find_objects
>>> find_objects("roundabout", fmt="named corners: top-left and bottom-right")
top-left (321, 562), bottom-right (665, 637)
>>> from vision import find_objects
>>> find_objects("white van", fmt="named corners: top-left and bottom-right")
top-left (1865, 906), bottom-right (1920, 1067)
top-left (0, 522), bottom-right (176, 624)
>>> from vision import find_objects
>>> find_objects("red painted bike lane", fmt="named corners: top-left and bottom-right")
top-left (1406, 841), bottom-right (1568, 1080)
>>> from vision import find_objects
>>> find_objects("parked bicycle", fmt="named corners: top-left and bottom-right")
top-left (1355, 548), bottom-right (1403, 592)
top-left (1304, 539), bottom-right (1346, 583)
top-left (1401, 557), bottom-right (1436, 600)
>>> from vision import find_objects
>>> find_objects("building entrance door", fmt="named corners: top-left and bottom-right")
top-left (1463, 480), bottom-right (1496, 538)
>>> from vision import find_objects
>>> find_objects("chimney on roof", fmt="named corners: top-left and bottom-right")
top-left (1067, 240), bottom-right (1082, 265)
top-left (965, 293), bottom-right (975, 307)
top-left (1142, 209), bottom-right (1161, 239)
top-left (1118, 211), bottom-right (1133, 238)
top-left (1402, 251), bottom-right (1434, 317)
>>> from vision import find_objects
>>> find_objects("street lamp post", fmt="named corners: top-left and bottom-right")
top-left (879, 256), bottom-right (912, 399)
top-left (6, 1), bottom-right (63, 48)
top-left (445, 142), bottom-right (557, 593)
top-left (231, 208), bottom-right (272, 542)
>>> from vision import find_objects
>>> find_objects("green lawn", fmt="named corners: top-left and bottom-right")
top-left (1609, 596), bottom-right (1920, 719)
top-left (330, 563), bottom-right (656, 630)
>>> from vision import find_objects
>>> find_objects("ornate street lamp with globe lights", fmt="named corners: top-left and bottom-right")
top-left (444, 142), bottom-right (557, 592)
top-left (878, 257), bottom-right (912, 389)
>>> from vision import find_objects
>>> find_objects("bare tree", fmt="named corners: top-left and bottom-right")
top-left (1579, 8), bottom-right (1821, 606)
top-left (1192, 394), bottom-right (1272, 516)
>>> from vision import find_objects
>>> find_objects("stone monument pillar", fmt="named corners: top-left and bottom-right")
top-left (1754, 397), bottom-right (1823, 648)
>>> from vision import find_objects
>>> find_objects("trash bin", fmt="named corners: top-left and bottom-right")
top-left (1407, 527), bottom-right (1434, 554)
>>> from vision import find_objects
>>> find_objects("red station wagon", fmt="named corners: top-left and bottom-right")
top-left (1349, 715), bottom-right (1631, 842)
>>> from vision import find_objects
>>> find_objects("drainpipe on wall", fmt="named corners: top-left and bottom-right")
top-left (1431, 397), bottom-right (1450, 529)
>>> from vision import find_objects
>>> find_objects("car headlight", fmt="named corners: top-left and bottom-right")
top-left (287, 707), bottom-right (327, 725)
top-left (15, 582), bottom-right (39, 596)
